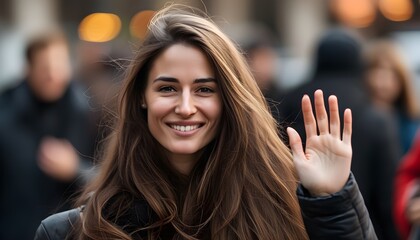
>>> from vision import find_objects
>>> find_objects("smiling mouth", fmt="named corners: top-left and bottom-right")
top-left (169, 124), bottom-right (203, 132)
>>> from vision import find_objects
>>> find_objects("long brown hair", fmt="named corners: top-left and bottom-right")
top-left (76, 5), bottom-right (307, 239)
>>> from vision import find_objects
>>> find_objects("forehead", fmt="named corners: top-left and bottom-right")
top-left (148, 43), bottom-right (215, 80)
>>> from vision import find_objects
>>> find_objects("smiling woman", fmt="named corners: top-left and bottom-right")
top-left (34, 4), bottom-right (377, 240)
top-left (144, 44), bottom-right (222, 174)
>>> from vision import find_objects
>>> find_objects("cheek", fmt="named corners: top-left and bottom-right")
top-left (202, 98), bottom-right (222, 125)
top-left (146, 98), bottom-right (175, 135)
top-left (29, 73), bottom-right (48, 92)
top-left (31, 67), bottom-right (46, 82)
top-left (147, 98), bottom-right (174, 118)
top-left (147, 106), bottom-right (164, 131)
top-left (368, 72), bottom-right (386, 92)
top-left (381, 73), bottom-right (400, 93)
top-left (146, 106), bottom-right (164, 141)
top-left (389, 77), bottom-right (402, 94)
top-left (52, 67), bottom-right (70, 83)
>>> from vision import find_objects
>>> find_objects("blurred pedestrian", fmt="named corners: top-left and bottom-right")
top-left (364, 40), bottom-right (420, 154)
top-left (0, 32), bottom-right (95, 239)
top-left (281, 28), bottom-right (400, 240)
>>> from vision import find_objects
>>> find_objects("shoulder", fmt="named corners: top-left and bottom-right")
top-left (34, 208), bottom-right (81, 240)
top-left (0, 81), bottom-right (23, 104)
top-left (0, 82), bottom-right (26, 123)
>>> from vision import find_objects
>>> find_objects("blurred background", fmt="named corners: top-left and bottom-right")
top-left (1, 0), bottom-right (420, 239)
top-left (0, 0), bottom-right (419, 92)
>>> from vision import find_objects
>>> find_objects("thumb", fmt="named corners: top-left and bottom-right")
top-left (287, 127), bottom-right (306, 163)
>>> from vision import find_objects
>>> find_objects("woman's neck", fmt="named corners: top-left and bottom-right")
top-left (166, 152), bottom-right (200, 176)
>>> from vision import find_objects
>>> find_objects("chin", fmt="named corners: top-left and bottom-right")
top-left (165, 143), bottom-right (207, 155)
top-left (36, 89), bottom-right (66, 102)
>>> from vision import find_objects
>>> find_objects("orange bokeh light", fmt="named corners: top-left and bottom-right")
top-left (130, 10), bottom-right (156, 39)
top-left (331, 0), bottom-right (376, 28)
top-left (79, 13), bottom-right (121, 42)
top-left (379, 0), bottom-right (413, 22)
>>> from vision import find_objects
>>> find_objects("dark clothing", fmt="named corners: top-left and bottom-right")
top-left (0, 81), bottom-right (95, 240)
top-left (34, 207), bottom-right (82, 240)
top-left (298, 173), bottom-right (377, 239)
top-left (396, 110), bottom-right (419, 154)
top-left (280, 29), bottom-right (400, 240)
top-left (34, 173), bottom-right (377, 239)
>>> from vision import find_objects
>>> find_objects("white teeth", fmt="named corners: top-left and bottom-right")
top-left (170, 124), bottom-right (200, 132)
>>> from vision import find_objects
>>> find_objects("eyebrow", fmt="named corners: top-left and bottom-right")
top-left (153, 76), bottom-right (216, 84)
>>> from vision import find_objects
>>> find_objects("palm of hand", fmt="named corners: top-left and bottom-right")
top-left (300, 134), bottom-right (352, 195)
top-left (287, 90), bottom-right (353, 196)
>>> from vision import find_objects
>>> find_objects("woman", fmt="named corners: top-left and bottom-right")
top-left (35, 5), bottom-right (376, 239)
top-left (364, 40), bottom-right (420, 154)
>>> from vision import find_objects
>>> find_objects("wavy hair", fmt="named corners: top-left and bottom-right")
top-left (75, 5), bottom-right (307, 240)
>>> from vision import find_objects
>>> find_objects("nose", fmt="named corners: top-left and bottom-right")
top-left (175, 91), bottom-right (197, 117)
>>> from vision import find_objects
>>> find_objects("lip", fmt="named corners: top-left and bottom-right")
top-left (166, 121), bottom-right (205, 137)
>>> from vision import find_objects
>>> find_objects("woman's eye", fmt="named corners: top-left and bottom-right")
top-left (159, 86), bottom-right (176, 92)
top-left (197, 87), bottom-right (214, 93)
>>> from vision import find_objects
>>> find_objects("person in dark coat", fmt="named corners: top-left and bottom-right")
top-left (0, 32), bottom-right (95, 239)
top-left (280, 28), bottom-right (400, 240)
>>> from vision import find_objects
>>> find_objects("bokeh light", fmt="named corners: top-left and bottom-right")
top-left (379, 0), bottom-right (413, 22)
top-left (78, 13), bottom-right (121, 42)
top-left (129, 10), bottom-right (156, 39)
top-left (331, 0), bottom-right (376, 28)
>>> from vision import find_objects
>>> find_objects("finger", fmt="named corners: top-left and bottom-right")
top-left (343, 108), bottom-right (352, 144)
top-left (314, 90), bottom-right (329, 134)
top-left (287, 127), bottom-right (307, 162)
top-left (301, 95), bottom-right (317, 138)
top-left (328, 95), bottom-right (340, 138)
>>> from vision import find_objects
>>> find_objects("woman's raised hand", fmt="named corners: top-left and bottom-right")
top-left (287, 90), bottom-right (352, 196)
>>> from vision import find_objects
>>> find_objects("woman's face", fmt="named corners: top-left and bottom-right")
top-left (144, 44), bottom-right (222, 170)
top-left (366, 60), bottom-right (402, 105)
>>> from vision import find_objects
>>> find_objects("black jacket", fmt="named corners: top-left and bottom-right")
top-left (34, 173), bottom-right (377, 239)
top-left (0, 81), bottom-right (96, 239)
